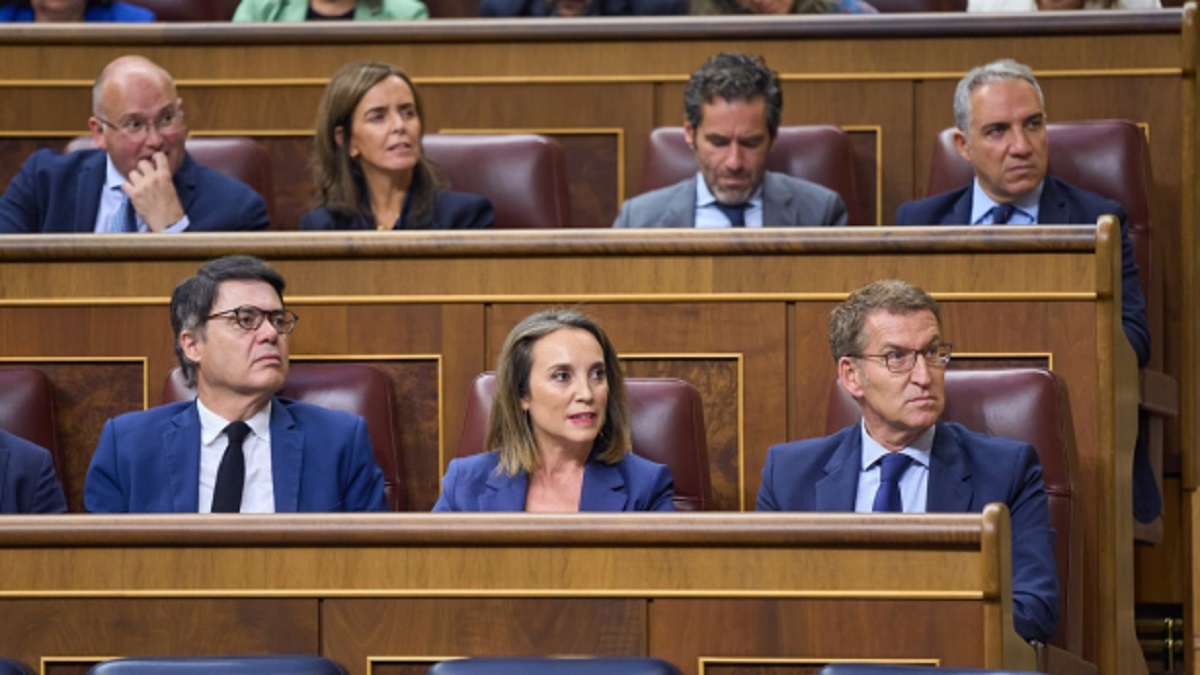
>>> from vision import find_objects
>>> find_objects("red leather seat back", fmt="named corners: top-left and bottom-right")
top-left (639, 125), bottom-right (862, 225)
top-left (457, 372), bottom-right (711, 510)
top-left (0, 367), bottom-right (60, 472)
top-left (424, 133), bottom-right (573, 229)
top-left (67, 136), bottom-right (275, 226)
top-left (163, 362), bottom-right (405, 510)
top-left (825, 368), bottom-right (1081, 653)
top-left (121, 0), bottom-right (237, 20)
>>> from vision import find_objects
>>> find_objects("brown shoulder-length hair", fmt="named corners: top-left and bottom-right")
top-left (486, 309), bottom-right (632, 476)
top-left (311, 61), bottom-right (444, 228)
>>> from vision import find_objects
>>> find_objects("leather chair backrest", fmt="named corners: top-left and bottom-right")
top-left (66, 136), bottom-right (276, 226)
top-left (428, 657), bottom-right (682, 675)
top-left (163, 363), bottom-right (405, 510)
top-left (639, 125), bottom-right (863, 225)
top-left (122, 0), bottom-right (237, 20)
top-left (423, 133), bottom-right (572, 229)
top-left (0, 367), bottom-right (60, 473)
top-left (825, 368), bottom-right (1081, 653)
top-left (88, 656), bottom-right (347, 675)
top-left (457, 372), bottom-right (711, 510)
top-left (423, 0), bottom-right (479, 16)
top-left (926, 120), bottom-right (1152, 298)
top-left (870, 0), bottom-right (966, 10)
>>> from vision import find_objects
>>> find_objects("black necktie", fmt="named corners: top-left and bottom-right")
top-left (872, 453), bottom-right (913, 513)
top-left (990, 203), bottom-right (1015, 225)
top-left (212, 421), bottom-right (251, 513)
top-left (714, 202), bottom-right (748, 228)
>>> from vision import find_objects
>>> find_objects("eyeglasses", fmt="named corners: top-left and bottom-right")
top-left (96, 107), bottom-right (184, 140)
top-left (207, 306), bottom-right (299, 335)
top-left (854, 343), bottom-right (952, 374)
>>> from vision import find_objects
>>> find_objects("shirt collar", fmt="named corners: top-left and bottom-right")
top-left (859, 420), bottom-right (935, 471)
top-left (694, 171), bottom-right (764, 209)
top-left (968, 177), bottom-right (1044, 224)
top-left (196, 397), bottom-right (273, 445)
top-left (103, 155), bottom-right (126, 192)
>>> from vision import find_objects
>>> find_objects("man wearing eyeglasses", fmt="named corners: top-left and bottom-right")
top-left (0, 55), bottom-right (269, 234)
top-left (756, 279), bottom-right (1058, 644)
top-left (84, 255), bottom-right (386, 513)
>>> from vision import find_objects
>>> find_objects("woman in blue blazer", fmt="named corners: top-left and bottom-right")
top-left (301, 62), bottom-right (493, 231)
top-left (434, 309), bottom-right (675, 512)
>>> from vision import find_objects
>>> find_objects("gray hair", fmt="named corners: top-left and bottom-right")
top-left (953, 59), bottom-right (1044, 133)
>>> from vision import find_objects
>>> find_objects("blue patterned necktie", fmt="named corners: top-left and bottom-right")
top-left (990, 203), bottom-right (1015, 225)
top-left (109, 191), bottom-right (138, 232)
top-left (714, 202), bottom-right (748, 228)
top-left (872, 453), bottom-right (913, 513)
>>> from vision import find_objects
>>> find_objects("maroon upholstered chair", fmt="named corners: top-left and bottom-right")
top-left (0, 367), bottom-right (60, 473)
top-left (122, 0), bottom-right (238, 20)
top-left (163, 363), bottom-right (405, 511)
top-left (66, 136), bottom-right (276, 226)
top-left (423, 0), bottom-right (479, 17)
top-left (456, 372), bottom-right (711, 511)
top-left (870, 0), bottom-right (966, 10)
top-left (825, 369), bottom-right (1081, 654)
top-left (423, 133), bottom-right (572, 229)
top-left (639, 125), bottom-right (863, 225)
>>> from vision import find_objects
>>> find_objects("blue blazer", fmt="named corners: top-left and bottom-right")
top-left (432, 451), bottom-right (675, 512)
top-left (757, 421), bottom-right (1059, 644)
top-left (0, 149), bottom-right (270, 234)
top-left (84, 398), bottom-right (387, 513)
top-left (0, 1), bottom-right (155, 20)
top-left (0, 429), bottom-right (67, 514)
top-left (895, 174), bottom-right (1150, 368)
top-left (300, 190), bottom-right (494, 230)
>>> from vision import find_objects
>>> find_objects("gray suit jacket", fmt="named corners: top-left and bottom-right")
top-left (612, 171), bottom-right (847, 228)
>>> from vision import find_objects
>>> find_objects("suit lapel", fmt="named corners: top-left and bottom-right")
top-left (166, 403), bottom-right (202, 513)
top-left (926, 422), bottom-right (971, 512)
top-left (950, 187), bottom-right (973, 225)
top-left (480, 467), bottom-right (528, 511)
top-left (76, 151), bottom-right (107, 232)
top-left (761, 172), bottom-right (794, 226)
top-left (581, 459), bottom-right (627, 511)
top-left (172, 153), bottom-right (199, 216)
top-left (815, 430), bottom-right (861, 511)
top-left (269, 400), bottom-right (303, 512)
top-left (1037, 176), bottom-right (1070, 225)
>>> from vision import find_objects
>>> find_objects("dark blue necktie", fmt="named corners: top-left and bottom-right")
top-left (990, 203), bottom-right (1015, 225)
top-left (872, 453), bottom-right (913, 513)
top-left (212, 421), bottom-right (251, 513)
top-left (714, 202), bottom-right (748, 228)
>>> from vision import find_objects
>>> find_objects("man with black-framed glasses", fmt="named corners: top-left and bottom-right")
top-left (85, 255), bottom-right (385, 513)
top-left (0, 55), bottom-right (269, 233)
top-left (756, 278), bottom-right (1059, 644)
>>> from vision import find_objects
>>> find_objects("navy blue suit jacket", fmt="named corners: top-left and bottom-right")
top-left (0, 429), bottom-right (67, 514)
top-left (480, 0), bottom-right (686, 15)
top-left (0, 149), bottom-right (270, 234)
top-left (432, 450), bottom-right (675, 511)
top-left (84, 398), bottom-right (387, 513)
top-left (895, 174), bottom-right (1150, 367)
top-left (300, 190), bottom-right (494, 230)
top-left (757, 421), bottom-right (1059, 643)
top-left (0, 0), bottom-right (155, 20)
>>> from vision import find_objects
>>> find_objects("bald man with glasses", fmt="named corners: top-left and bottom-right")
top-left (0, 55), bottom-right (268, 233)
top-left (756, 279), bottom-right (1059, 644)
top-left (85, 256), bottom-right (386, 513)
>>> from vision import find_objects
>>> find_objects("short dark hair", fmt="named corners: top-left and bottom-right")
top-left (170, 255), bottom-right (286, 387)
top-left (828, 279), bottom-right (941, 362)
top-left (684, 52), bottom-right (782, 136)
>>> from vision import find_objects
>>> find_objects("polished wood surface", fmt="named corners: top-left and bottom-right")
top-left (0, 509), bottom-right (1033, 675)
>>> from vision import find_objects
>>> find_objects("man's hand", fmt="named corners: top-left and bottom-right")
top-left (123, 151), bottom-right (184, 232)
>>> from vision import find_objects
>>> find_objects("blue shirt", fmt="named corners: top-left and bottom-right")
top-left (968, 177), bottom-right (1043, 225)
top-left (854, 421), bottom-right (934, 513)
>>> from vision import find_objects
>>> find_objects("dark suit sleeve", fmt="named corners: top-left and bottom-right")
top-left (895, 200), bottom-right (915, 225)
top-left (1117, 211), bottom-right (1151, 368)
top-left (26, 448), bottom-right (68, 514)
top-left (755, 447), bottom-right (781, 511)
top-left (444, 193), bottom-right (494, 229)
top-left (826, 192), bottom-right (848, 227)
top-left (0, 153), bottom-right (45, 233)
top-left (299, 207), bottom-right (336, 230)
top-left (645, 462), bottom-right (675, 511)
top-left (342, 417), bottom-right (387, 512)
top-left (478, 0), bottom-right (527, 15)
top-left (431, 458), bottom-right (463, 511)
top-left (631, 0), bottom-right (687, 13)
top-left (84, 419), bottom-right (128, 513)
top-left (1007, 443), bottom-right (1060, 643)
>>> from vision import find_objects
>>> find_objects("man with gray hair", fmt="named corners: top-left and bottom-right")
top-left (896, 57), bottom-right (1156, 521)
top-left (0, 55), bottom-right (268, 233)
top-left (757, 278), bottom-right (1059, 644)
top-left (614, 52), bottom-right (846, 228)
top-left (85, 255), bottom-right (385, 513)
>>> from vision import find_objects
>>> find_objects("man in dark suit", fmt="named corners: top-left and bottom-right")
top-left (0, 55), bottom-right (268, 234)
top-left (757, 279), bottom-right (1059, 644)
top-left (613, 52), bottom-right (846, 228)
top-left (85, 255), bottom-right (386, 513)
top-left (0, 429), bottom-right (67, 514)
top-left (895, 58), bottom-right (1157, 522)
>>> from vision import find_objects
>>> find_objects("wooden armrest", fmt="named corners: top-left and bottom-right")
top-left (1036, 641), bottom-right (1100, 675)
top-left (1139, 367), bottom-right (1179, 417)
